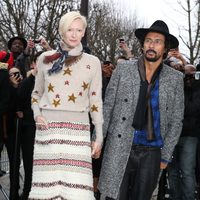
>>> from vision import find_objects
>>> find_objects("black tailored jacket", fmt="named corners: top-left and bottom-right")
top-left (181, 77), bottom-right (200, 137)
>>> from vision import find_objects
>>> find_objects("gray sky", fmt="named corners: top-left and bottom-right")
top-left (101, 0), bottom-right (194, 56)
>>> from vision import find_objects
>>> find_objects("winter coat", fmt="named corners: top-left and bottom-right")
top-left (98, 59), bottom-right (184, 199)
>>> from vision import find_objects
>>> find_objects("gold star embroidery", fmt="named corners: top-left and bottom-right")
top-left (91, 104), bottom-right (98, 112)
top-left (68, 93), bottom-right (77, 103)
top-left (52, 99), bottom-right (60, 107)
top-left (63, 68), bottom-right (72, 76)
top-left (31, 98), bottom-right (38, 104)
top-left (48, 83), bottom-right (54, 92)
top-left (82, 81), bottom-right (89, 91)
top-left (92, 91), bottom-right (96, 96)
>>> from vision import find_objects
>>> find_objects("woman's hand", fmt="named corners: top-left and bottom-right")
top-left (35, 115), bottom-right (48, 130)
top-left (91, 141), bottom-right (102, 159)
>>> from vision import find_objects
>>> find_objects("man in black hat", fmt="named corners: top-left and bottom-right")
top-left (7, 36), bottom-right (27, 53)
top-left (98, 20), bottom-right (184, 200)
top-left (0, 36), bottom-right (27, 71)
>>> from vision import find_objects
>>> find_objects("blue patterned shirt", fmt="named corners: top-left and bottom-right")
top-left (133, 79), bottom-right (164, 147)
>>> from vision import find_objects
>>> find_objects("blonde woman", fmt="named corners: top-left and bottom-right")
top-left (29, 11), bottom-right (103, 200)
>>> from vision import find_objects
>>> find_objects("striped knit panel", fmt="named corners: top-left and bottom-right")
top-left (28, 121), bottom-right (95, 200)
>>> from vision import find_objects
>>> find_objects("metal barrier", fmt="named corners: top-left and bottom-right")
top-left (0, 145), bottom-right (9, 200)
top-left (1, 146), bottom-right (9, 172)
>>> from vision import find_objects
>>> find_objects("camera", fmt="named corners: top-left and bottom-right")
top-left (103, 61), bottom-right (111, 65)
top-left (33, 38), bottom-right (41, 43)
top-left (13, 71), bottom-right (21, 79)
top-left (195, 71), bottom-right (200, 80)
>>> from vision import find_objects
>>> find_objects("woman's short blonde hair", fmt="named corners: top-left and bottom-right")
top-left (59, 11), bottom-right (87, 38)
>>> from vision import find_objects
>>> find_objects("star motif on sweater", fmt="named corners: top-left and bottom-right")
top-left (52, 99), bottom-right (60, 107)
top-left (55, 94), bottom-right (60, 98)
top-left (68, 93), bottom-right (77, 103)
top-left (31, 98), bottom-right (38, 104)
top-left (82, 81), bottom-right (89, 91)
top-left (65, 80), bottom-right (69, 85)
top-left (86, 65), bottom-right (91, 69)
top-left (48, 83), bottom-right (54, 92)
top-left (63, 68), bottom-right (72, 76)
top-left (91, 104), bottom-right (98, 112)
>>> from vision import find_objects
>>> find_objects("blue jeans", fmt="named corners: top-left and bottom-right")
top-left (168, 136), bottom-right (198, 200)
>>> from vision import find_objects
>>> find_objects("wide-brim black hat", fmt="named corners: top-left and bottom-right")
top-left (135, 20), bottom-right (179, 49)
top-left (7, 36), bottom-right (27, 50)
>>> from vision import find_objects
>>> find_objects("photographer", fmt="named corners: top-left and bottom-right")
top-left (168, 64), bottom-right (200, 200)
top-left (5, 67), bottom-right (23, 199)
top-left (16, 51), bottom-right (43, 200)
top-left (15, 36), bottom-right (52, 78)
top-left (119, 38), bottom-right (134, 60)
top-left (164, 47), bottom-right (187, 73)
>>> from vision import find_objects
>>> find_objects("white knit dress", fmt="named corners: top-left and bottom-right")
top-left (29, 113), bottom-right (94, 200)
top-left (29, 48), bottom-right (103, 200)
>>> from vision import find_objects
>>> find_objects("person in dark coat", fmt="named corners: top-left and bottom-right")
top-left (168, 64), bottom-right (200, 200)
top-left (16, 51), bottom-right (42, 200)
top-left (0, 36), bottom-right (27, 70)
top-left (5, 67), bottom-right (22, 200)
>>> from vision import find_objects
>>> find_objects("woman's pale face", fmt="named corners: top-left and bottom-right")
top-left (63, 19), bottom-right (85, 48)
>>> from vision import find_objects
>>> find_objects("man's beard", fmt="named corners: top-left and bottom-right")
top-left (144, 49), bottom-right (161, 62)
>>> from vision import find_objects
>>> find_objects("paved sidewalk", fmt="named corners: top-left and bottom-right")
top-left (0, 164), bottom-right (24, 200)
top-left (0, 172), bottom-right (10, 200)
top-left (0, 147), bottom-right (10, 200)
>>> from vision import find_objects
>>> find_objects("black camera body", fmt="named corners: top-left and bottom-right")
top-left (103, 61), bottom-right (111, 65)
top-left (33, 39), bottom-right (41, 43)
top-left (195, 72), bottom-right (200, 80)
top-left (13, 71), bottom-right (20, 79)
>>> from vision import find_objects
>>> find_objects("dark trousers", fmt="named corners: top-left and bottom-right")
top-left (5, 131), bottom-right (21, 200)
top-left (116, 145), bottom-right (161, 200)
top-left (20, 122), bottom-right (36, 198)
top-left (5, 120), bottom-right (35, 200)
top-left (157, 169), bottom-right (167, 200)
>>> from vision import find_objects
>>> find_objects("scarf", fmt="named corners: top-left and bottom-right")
top-left (132, 56), bottom-right (162, 141)
top-left (48, 41), bottom-right (83, 75)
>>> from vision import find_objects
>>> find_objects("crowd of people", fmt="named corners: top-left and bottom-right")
top-left (0, 10), bottom-right (200, 200)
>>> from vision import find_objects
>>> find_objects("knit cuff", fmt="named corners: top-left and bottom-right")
top-left (93, 123), bottom-right (103, 146)
top-left (31, 104), bottom-right (41, 121)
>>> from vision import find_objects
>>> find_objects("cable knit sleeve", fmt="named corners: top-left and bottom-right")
top-left (31, 53), bottom-right (45, 120)
top-left (89, 56), bottom-right (103, 146)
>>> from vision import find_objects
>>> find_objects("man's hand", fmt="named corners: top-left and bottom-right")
top-left (160, 162), bottom-right (168, 169)
top-left (24, 39), bottom-right (35, 55)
